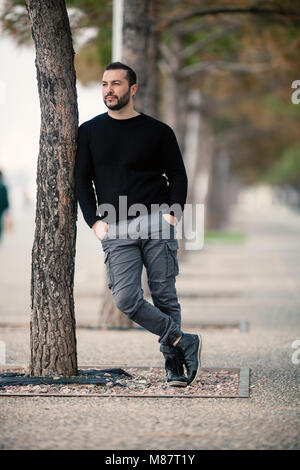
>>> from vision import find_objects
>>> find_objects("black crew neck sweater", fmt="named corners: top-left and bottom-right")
top-left (74, 111), bottom-right (188, 227)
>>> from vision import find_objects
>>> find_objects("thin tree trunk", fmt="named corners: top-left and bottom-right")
top-left (179, 89), bottom-right (202, 258)
top-left (146, 1), bottom-right (160, 118)
top-left (122, 0), bottom-right (151, 112)
top-left (98, 286), bottom-right (135, 328)
top-left (194, 101), bottom-right (214, 195)
top-left (206, 149), bottom-right (231, 230)
top-left (26, 0), bottom-right (78, 376)
top-left (172, 32), bottom-right (188, 152)
top-left (193, 96), bottom-right (215, 235)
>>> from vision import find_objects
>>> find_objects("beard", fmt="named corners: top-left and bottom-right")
top-left (104, 87), bottom-right (131, 110)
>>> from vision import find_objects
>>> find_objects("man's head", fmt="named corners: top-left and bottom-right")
top-left (102, 62), bottom-right (138, 111)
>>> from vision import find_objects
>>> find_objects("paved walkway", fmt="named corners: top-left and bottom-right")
top-left (0, 201), bottom-right (299, 449)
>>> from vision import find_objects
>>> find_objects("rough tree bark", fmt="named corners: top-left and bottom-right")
top-left (26, 0), bottom-right (78, 376)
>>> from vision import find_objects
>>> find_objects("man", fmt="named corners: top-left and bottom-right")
top-left (75, 62), bottom-right (202, 387)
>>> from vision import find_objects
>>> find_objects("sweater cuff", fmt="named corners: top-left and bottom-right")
top-left (89, 215), bottom-right (103, 229)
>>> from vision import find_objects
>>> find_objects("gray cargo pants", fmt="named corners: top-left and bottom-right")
top-left (100, 210), bottom-right (183, 354)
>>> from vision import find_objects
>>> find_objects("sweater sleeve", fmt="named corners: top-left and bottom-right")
top-left (161, 125), bottom-right (188, 220)
top-left (74, 122), bottom-right (102, 228)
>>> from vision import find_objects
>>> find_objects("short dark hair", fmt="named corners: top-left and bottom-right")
top-left (104, 62), bottom-right (137, 87)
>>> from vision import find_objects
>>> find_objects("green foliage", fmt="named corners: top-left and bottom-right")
top-left (180, 25), bottom-right (242, 68)
top-left (161, 29), bottom-right (172, 46)
top-left (1, 0), bottom-right (112, 60)
top-left (183, 29), bottom-right (210, 45)
top-left (67, 0), bottom-right (110, 9)
top-left (204, 231), bottom-right (246, 244)
top-left (183, 53), bottom-right (198, 67)
top-left (0, 0), bottom-right (32, 45)
top-left (205, 32), bottom-right (240, 56)
top-left (264, 145), bottom-right (300, 187)
top-left (96, 23), bottom-right (112, 68)
top-left (287, 25), bottom-right (300, 41)
top-left (212, 115), bottom-right (235, 134)
top-left (265, 94), bottom-right (300, 118)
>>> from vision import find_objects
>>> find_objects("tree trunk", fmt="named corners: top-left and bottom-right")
top-left (172, 32), bottom-right (188, 152)
top-left (26, 0), bottom-right (78, 376)
top-left (146, 0), bottom-right (160, 118)
top-left (193, 96), bottom-right (215, 234)
top-left (178, 89), bottom-right (202, 258)
top-left (98, 286), bottom-right (136, 329)
top-left (122, 0), bottom-right (151, 113)
top-left (206, 149), bottom-right (231, 230)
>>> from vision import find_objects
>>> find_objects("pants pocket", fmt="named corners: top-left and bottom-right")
top-left (104, 250), bottom-right (114, 289)
top-left (166, 240), bottom-right (179, 277)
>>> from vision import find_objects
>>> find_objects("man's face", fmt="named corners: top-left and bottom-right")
top-left (102, 69), bottom-right (136, 110)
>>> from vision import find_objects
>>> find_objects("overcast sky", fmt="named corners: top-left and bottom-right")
top-left (0, 32), bottom-right (106, 206)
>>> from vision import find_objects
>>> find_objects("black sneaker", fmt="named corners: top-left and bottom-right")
top-left (174, 333), bottom-right (202, 385)
top-left (164, 353), bottom-right (188, 387)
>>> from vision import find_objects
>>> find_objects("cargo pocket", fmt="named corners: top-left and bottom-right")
top-left (166, 240), bottom-right (179, 277)
top-left (104, 250), bottom-right (114, 289)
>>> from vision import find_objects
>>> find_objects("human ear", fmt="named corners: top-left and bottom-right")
top-left (131, 84), bottom-right (138, 97)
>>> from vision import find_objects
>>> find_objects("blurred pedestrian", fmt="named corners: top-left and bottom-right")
top-left (0, 170), bottom-right (9, 243)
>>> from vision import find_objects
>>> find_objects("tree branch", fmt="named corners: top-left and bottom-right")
top-left (215, 126), bottom-right (274, 151)
top-left (154, 5), bottom-right (300, 31)
top-left (178, 23), bottom-right (241, 60)
top-left (158, 42), bottom-right (179, 72)
top-left (174, 14), bottom-right (244, 36)
top-left (180, 60), bottom-right (275, 78)
top-left (157, 57), bottom-right (173, 76)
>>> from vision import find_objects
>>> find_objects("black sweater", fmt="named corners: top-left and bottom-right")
top-left (74, 111), bottom-right (188, 227)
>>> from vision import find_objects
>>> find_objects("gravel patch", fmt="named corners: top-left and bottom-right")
top-left (0, 367), bottom-right (239, 397)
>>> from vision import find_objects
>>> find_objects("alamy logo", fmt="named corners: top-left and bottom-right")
top-left (96, 198), bottom-right (204, 250)
top-left (291, 80), bottom-right (300, 104)
top-left (291, 340), bottom-right (300, 365)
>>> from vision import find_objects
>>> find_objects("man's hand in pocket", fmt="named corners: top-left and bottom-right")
top-left (92, 220), bottom-right (109, 241)
top-left (162, 213), bottom-right (177, 226)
